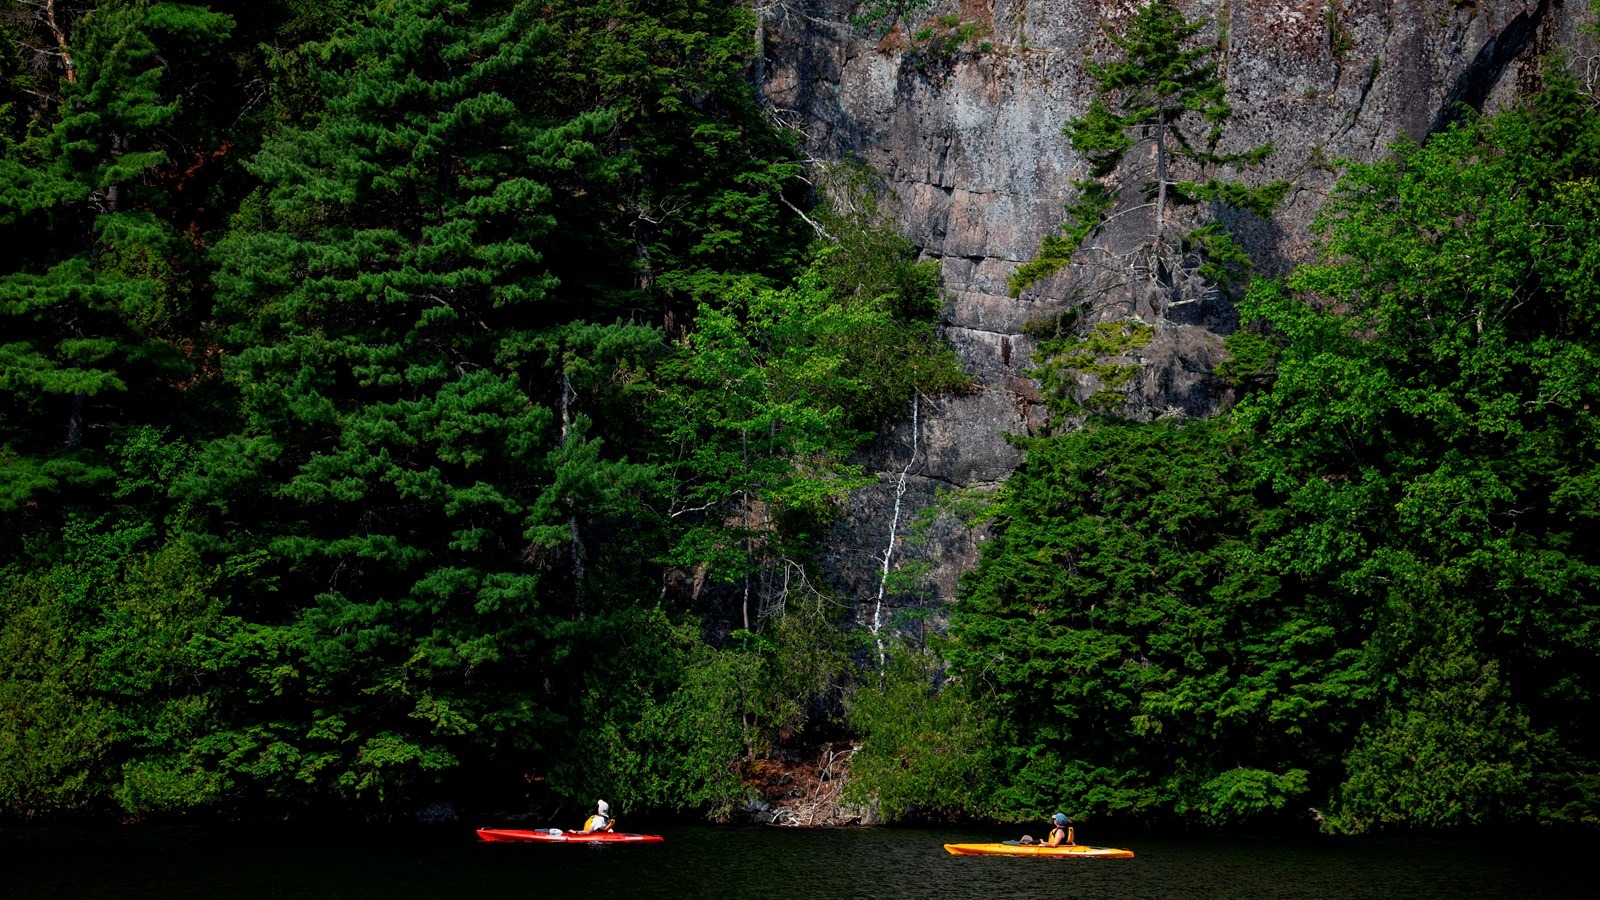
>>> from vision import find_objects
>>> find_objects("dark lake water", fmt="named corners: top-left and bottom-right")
top-left (5, 821), bottom-right (1596, 899)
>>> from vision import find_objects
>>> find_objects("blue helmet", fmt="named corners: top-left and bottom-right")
top-left (1052, 812), bottom-right (1069, 825)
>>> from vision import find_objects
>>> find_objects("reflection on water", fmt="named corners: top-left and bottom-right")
top-left (5, 821), bottom-right (1597, 899)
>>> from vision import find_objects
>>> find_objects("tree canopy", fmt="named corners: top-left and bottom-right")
top-left (0, 0), bottom-right (964, 822)
top-left (952, 59), bottom-right (1600, 833)
top-left (2, 0), bottom-right (1599, 837)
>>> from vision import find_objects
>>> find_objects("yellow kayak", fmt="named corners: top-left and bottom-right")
top-left (944, 842), bottom-right (1135, 858)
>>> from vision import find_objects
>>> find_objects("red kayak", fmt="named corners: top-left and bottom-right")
top-left (476, 828), bottom-right (664, 845)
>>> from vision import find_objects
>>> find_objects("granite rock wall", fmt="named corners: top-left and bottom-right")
top-left (758, 0), bottom-right (1597, 621)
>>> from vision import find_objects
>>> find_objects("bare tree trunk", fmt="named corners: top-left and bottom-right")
top-left (560, 372), bottom-right (587, 617)
top-left (872, 395), bottom-right (920, 671)
top-left (65, 391), bottom-right (84, 448)
top-left (1153, 108), bottom-right (1168, 250)
top-left (44, 0), bottom-right (78, 83)
top-left (752, 7), bottom-right (766, 95)
top-left (741, 559), bottom-right (751, 631)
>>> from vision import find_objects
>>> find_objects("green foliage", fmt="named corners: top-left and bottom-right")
top-left (844, 646), bottom-right (999, 822)
top-left (852, 0), bottom-right (934, 38)
top-left (650, 163), bottom-right (966, 601)
top-left (1028, 319), bottom-right (1154, 421)
top-left (0, 0), bottom-right (235, 507)
top-left (1010, 0), bottom-right (1288, 427)
top-left (246, 0), bottom-right (373, 130)
top-left (0, 425), bottom-right (228, 819)
top-left (548, 608), bottom-right (754, 818)
top-left (1007, 182), bottom-right (1112, 296)
top-left (1073, 0), bottom-right (1228, 168)
top-left (654, 266), bottom-right (877, 587)
top-left (553, 592), bottom-right (852, 820)
top-left (1188, 767), bottom-right (1310, 825)
top-left (812, 162), bottom-right (945, 320)
top-left (949, 418), bottom-right (1351, 825)
top-left (746, 590), bottom-right (854, 745)
top-left (906, 15), bottom-right (992, 76)
top-left (0, 570), bottom-right (115, 818)
top-left (0, 3), bottom-right (50, 146)
top-left (531, 0), bottom-right (810, 305)
top-left (100, 534), bottom-right (231, 816)
top-left (181, 0), bottom-right (666, 811)
top-left (1326, 1), bottom-right (1355, 58)
top-left (1230, 64), bottom-right (1600, 831)
top-left (808, 161), bottom-right (972, 423)
top-left (1329, 592), bottom-right (1539, 833)
top-left (1215, 324), bottom-right (1278, 388)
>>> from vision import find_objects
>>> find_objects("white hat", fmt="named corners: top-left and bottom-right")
top-left (597, 800), bottom-right (609, 814)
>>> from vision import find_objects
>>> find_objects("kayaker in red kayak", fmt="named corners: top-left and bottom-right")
top-left (1019, 813), bottom-right (1074, 846)
top-left (579, 799), bottom-right (616, 833)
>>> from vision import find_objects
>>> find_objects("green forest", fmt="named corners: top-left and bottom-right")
top-left (2, 0), bottom-right (1598, 837)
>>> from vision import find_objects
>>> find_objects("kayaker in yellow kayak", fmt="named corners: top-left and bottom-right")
top-left (580, 799), bottom-right (615, 833)
top-left (1019, 812), bottom-right (1074, 846)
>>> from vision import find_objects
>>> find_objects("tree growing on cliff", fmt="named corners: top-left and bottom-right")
top-left (1010, 0), bottom-right (1288, 310)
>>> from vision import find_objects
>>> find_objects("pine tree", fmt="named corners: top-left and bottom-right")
top-left (0, 0), bottom-right (234, 506)
top-left (0, 2), bottom-right (243, 819)
top-left (188, 0), bottom-right (662, 808)
top-left (1010, 0), bottom-right (1287, 309)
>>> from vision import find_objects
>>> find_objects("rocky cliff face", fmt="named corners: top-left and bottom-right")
top-left (760, 0), bottom-right (1597, 621)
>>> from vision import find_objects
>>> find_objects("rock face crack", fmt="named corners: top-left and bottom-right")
top-left (906, 472), bottom-right (1000, 491)
top-left (1430, 0), bottom-right (1553, 135)
top-left (1338, 56), bottom-right (1381, 144)
top-left (947, 323), bottom-right (1034, 338)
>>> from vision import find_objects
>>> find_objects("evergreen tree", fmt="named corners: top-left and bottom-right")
top-left (180, 0), bottom-right (846, 816)
top-left (1010, 0), bottom-right (1287, 308)
top-left (0, 0), bottom-right (234, 506)
top-left (527, 0), bottom-right (811, 311)
top-left (947, 419), bottom-right (1351, 825)
top-left (0, 0), bottom-right (242, 819)
top-left (186, 0), bottom-right (661, 810)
